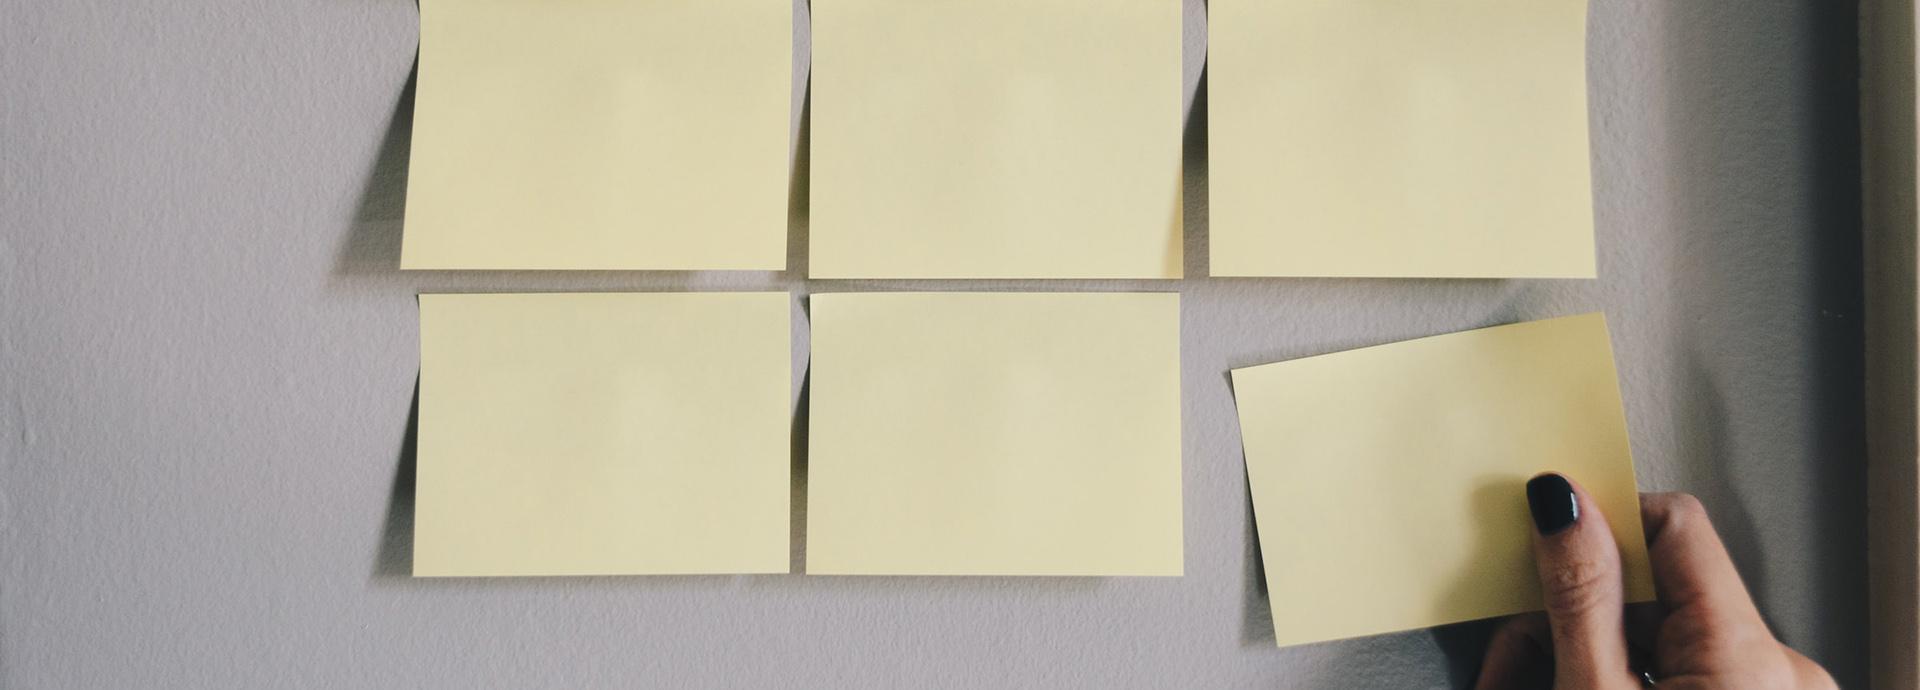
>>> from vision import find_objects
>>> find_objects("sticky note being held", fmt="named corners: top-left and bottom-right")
top-left (809, 0), bottom-right (1184, 279)
top-left (1210, 0), bottom-right (1594, 277)
top-left (414, 292), bottom-right (791, 576)
top-left (1231, 314), bottom-right (1650, 646)
top-left (402, 0), bottom-right (790, 270)
top-left (806, 292), bottom-right (1183, 575)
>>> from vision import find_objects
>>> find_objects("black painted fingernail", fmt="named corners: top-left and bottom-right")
top-left (1526, 473), bottom-right (1579, 535)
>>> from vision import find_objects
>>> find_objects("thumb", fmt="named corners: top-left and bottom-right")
top-left (1525, 473), bottom-right (1637, 689)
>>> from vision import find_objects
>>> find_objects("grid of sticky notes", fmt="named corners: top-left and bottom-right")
top-left (1231, 314), bottom-right (1650, 646)
top-left (400, 0), bottom-right (1632, 648)
top-left (806, 293), bottom-right (1184, 575)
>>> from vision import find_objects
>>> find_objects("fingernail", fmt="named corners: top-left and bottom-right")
top-left (1526, 473), bottom-right (1579, 535)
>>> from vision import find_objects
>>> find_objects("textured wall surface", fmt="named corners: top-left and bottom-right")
top-left (0, 1), bottom-right (1868, 688)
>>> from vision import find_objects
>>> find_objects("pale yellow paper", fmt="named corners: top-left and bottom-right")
top-left (1210, 0), bottom-right (1595, 278)
top-left (809, 0), bottom-right (1183, 279)
top-left (401, 0), bottom-right (789, 270)
top-left (806, 293), bottom-right (1183, 575)
top-left (413, 292), bottom-right (790, 576)
top-left (1231, 314), bottom-right (1650, 646)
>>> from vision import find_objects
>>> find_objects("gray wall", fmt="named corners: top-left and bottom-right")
top-left (0, 0), bottom-right (1867, 687)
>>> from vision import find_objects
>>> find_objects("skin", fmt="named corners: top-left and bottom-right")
top-left (1473, 477), bottom-right (1837, 690)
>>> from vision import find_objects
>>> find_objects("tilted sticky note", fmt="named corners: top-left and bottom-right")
top-left (1231, 314), bottom-right (1650, 646)
top-left (402, 0), bottom-right (789, 270)
top-left (414, 292), bottom-right (791, 576)
top-left (806, 293), bottom-right (1183, 575)
top-left (1210, 0), bottom-right (1595, 277)
top-left (809, 0), bottom-right (1184, 279)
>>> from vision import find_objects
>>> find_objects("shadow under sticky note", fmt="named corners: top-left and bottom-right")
top-left (1230, 314), bottom-right (1651, 646)
top-left (401, 0), bottom-right (789, 270)
top-left (413, 292), bottom-right (791, 576)
top-left (1209, 0), bottom-right (1595, 278)
top-left (808, 0), bottom-right (1184, 279)
top-left (805, 292), bottom-right (1184, 576)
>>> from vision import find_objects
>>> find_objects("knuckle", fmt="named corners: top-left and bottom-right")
top-left (1646, 492), bottom-right (1710, 536)
top-left (1543, 557), bottom-right (1614, 614)
top-left (1667, 493), bottom-right (1707, 521)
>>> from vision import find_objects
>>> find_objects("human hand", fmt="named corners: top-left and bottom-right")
top-left (1473, 474), bottom-right (1836, 690)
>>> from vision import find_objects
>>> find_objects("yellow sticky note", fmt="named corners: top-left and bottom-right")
top-left (414, 292), bottom-right (791, 576)
top-left (1210, 0), bottom-right (1595, 278)
top-left (402, 0), bottom-right (790, 270)
top-left (809, 0), bottom-right (1184, 279)
top-left (806, 293), bottom-right (1183, 575)
top-left (1231, 314), bottom-right (1650, 646)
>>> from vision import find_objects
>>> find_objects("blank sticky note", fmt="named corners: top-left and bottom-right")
top-left (809, 0), bottom-right (1183, 279)
top-left (414, 292), bottom-right (790, 576)
top-left (1231, 314), bottom-right (1650, 646)
top-left (806, 293), bottom-right (1183, 575)
top-left (1210, 0), bottom-right (1594, 278)
top-left (401, 0), bottom-right (789, 270)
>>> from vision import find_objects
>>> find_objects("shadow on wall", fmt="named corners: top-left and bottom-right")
top-left (1239, 471), bottom-right (1273, 647)
top-left (1183, 65), bottom-right (1209, 280)
top-left (338, 58), bottom-right (416, 276)
top-left (787, 76), bottom-right (812, 277)
top-left (789, 368), bottom-right (810, 574)
top-left (1224, 364), bottom-right (1278, 648)
top-left (373, 376), bottom-right (419, 578)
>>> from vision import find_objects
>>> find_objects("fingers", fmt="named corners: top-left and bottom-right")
top-left (1525, 473), bottom-right (1637, 688)
top-left (1473, 614), bottom-right (1551, 690)
top-left (1639, 492), bottom-right (1780, 679)
top-left (1638, 492), bottom-right (1764, 628)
